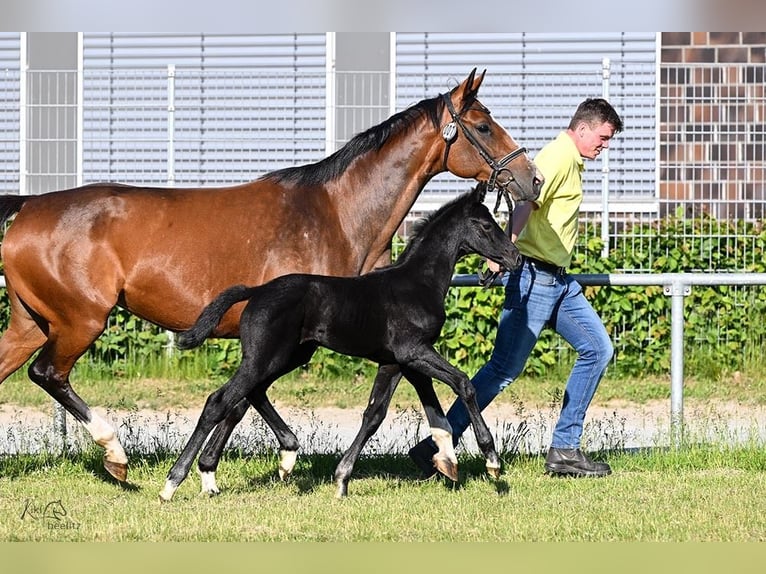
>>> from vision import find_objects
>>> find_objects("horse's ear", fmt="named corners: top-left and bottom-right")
top-left (467, 68), bottom-right (485, 98)
top-left (456, 68), bottom-right (485, 106)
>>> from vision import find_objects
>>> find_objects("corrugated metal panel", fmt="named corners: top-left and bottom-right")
top-left (81, 33), bottom-right (327, 186)
top-left (396, 32), bottom-right (657, 207)
top-left (0, 33), bottom-right (20, 194)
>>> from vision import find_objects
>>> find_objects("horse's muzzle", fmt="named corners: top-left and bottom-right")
top-left (503, 244), bottom-right (522, 271)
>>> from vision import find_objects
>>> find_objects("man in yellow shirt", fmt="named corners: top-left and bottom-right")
top-left (410, 98), bottom-right (624, 478)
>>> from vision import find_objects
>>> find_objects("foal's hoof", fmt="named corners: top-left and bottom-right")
top-left (104, 459), bottom-right (128, 482)
top-left (335, 481), bottom-right (349, 499)
top-left (433, 455), bottom-right (459, 482)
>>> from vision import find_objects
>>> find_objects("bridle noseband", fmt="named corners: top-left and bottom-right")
top-left (441, 93), bottom-right (528, 197)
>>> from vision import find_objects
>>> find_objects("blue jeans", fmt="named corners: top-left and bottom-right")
top-left (445, 259), bottom-right (613, 450)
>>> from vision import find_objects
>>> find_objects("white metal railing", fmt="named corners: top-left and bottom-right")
top-left (453, 271), bottom-right (766, 447)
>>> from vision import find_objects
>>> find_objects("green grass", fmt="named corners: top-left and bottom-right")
top-left (1, 443), bottom-right (765, 541)
top-left (2, 352), bottom-right (766, 542)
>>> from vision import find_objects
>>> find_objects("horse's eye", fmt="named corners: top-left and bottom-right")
top-left (475, 123), bottom-right (491, 135)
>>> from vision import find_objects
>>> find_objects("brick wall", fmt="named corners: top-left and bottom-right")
top-left (659, 33), bottom-right (766, 219)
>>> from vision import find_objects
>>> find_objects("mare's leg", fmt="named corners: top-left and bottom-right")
top-left (196, 343), bottom-right (316, 494)
top-left (402, 347), bottom-right (500, 478)
top-left (333, 364), bottom-right (402, 498)
top-left (26, 316), bottom-right (129, 481)
top-left (0, 289), bottom-right (47, 384)
top-left (402, 369), bottom-right (458, 481)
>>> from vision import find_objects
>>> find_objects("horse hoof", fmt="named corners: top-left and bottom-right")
top-left (434, 456), bottom-right (459, 482)
top-left (335, 484), bottom-right (348, 499)
top-left (104, 459), bottom-right (128, 482)
top-left (278, 450), bottom-right (298, 481)
top-left (486, 464), bottom-right (501, 479)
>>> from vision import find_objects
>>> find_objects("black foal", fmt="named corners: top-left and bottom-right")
top-left (161, 182), bottom-right (520, 500)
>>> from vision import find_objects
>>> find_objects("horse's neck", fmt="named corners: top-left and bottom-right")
top-left (330, 128), bottom-right (442, 273)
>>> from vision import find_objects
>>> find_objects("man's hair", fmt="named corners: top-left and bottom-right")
top-left (568, 98), bottom-right (624, 133)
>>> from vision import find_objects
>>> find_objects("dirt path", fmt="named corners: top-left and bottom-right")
top-left (2, 398), bottom-right (765, 456)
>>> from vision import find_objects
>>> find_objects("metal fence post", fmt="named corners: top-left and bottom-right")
top-left (52, 401), bottom-right (67, 452)
top-left (165, 64), bottom-right (176, 356)
top-left (600, 57), bottom-right (611, 259)
top-left (664, 278), bottom-right (691, 448)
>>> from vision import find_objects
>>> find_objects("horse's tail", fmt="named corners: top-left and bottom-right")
top-left (0, 195), bottom-right (29, 227)
top-left (177, 284), bottom-right (256, 350)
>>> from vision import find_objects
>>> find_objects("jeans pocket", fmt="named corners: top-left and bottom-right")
top-left (530, 268), bottom-right (557, 286)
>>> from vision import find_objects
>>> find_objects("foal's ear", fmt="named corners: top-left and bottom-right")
top-left (473, 181), bottom-right (488, 203)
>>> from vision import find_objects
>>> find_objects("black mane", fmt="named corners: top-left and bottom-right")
top-left (396, 186), bottom-right (483, 263)
top-left (260, 94), bottom-right (444, 188)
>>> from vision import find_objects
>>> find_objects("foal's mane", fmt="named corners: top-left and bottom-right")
top-left (396, 188), bottom-right (479, 262)
top-left (260, 93), bottom-right (447, 188)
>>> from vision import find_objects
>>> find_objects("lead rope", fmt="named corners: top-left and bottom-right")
top-left (478, 186), bottom-right (516, 289)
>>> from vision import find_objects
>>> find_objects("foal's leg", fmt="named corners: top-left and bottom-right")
top-left (248, 393), bottom-right (301, 480)
top-left (402, 347), bottom-right (500, 478)
top-left (333, 364), bottom-right (402, 498)
top-left (403, 369), bottom-right (458, 481)
top-left (160, 364), bottom-right (261, 501)
top-left (195, 398), bottom-right (250, 495)
top-left (196, 395), bottom-right (301, 495)
top-left (195, 344), bottom-right (316, 494)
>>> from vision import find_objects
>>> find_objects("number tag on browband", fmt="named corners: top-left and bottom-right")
top-left (442, 122), bottom-right (457, 142)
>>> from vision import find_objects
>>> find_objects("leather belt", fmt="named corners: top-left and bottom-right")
top-left (523, 255), bottom-right (566, 277)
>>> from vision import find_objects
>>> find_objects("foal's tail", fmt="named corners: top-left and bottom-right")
top-left (177, 284), bottom-right (256, 350)
top-left (0, 195), bottom-right (29, 227)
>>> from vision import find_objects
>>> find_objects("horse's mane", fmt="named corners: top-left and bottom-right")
top-left (260, 93), bottom-right (445, 188)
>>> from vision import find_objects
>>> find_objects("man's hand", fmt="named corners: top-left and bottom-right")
top-left (478, 259), bottom-right (503, 288)
top-left (486, 259), bottom-right (502, 273)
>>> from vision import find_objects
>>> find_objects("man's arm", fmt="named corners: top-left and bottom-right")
top-left (510, 200), bottom-right (535, 242)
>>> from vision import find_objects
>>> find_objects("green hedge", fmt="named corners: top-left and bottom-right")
top-left (2, 211), bottom-right (766, 381)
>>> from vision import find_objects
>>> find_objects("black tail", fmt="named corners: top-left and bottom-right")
top-left (0, 195), bottom-right (28, 227)
top-left (177, 284), bottom-right (256, 350)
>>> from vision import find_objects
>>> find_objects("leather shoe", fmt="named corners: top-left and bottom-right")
top-left (544, 447), bottom-right (611, 477)
top-left (408, 439), bottom-right (438, 478)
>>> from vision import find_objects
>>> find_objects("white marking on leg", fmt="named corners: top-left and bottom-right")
top-left (159, 480), bottom-right (178, 502)
top-left (198, 470), bottom-right (220, 495)
top-left (430, 427), bottom-right (457, 465)
top-left (83, 413), bottom-right (127, 465)
top-left (278, 449), bottom-right (298, 481)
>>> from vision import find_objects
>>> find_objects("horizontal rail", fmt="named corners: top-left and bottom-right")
top-left (452, 272), bottom-right (766, 446)
top-left (451, 272), bottom-right (766, 288)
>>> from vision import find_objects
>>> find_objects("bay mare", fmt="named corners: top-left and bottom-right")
top-left (0, 68), bottom-right (542, 484)
top-left (162, 183), bottom-right (519, 500)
